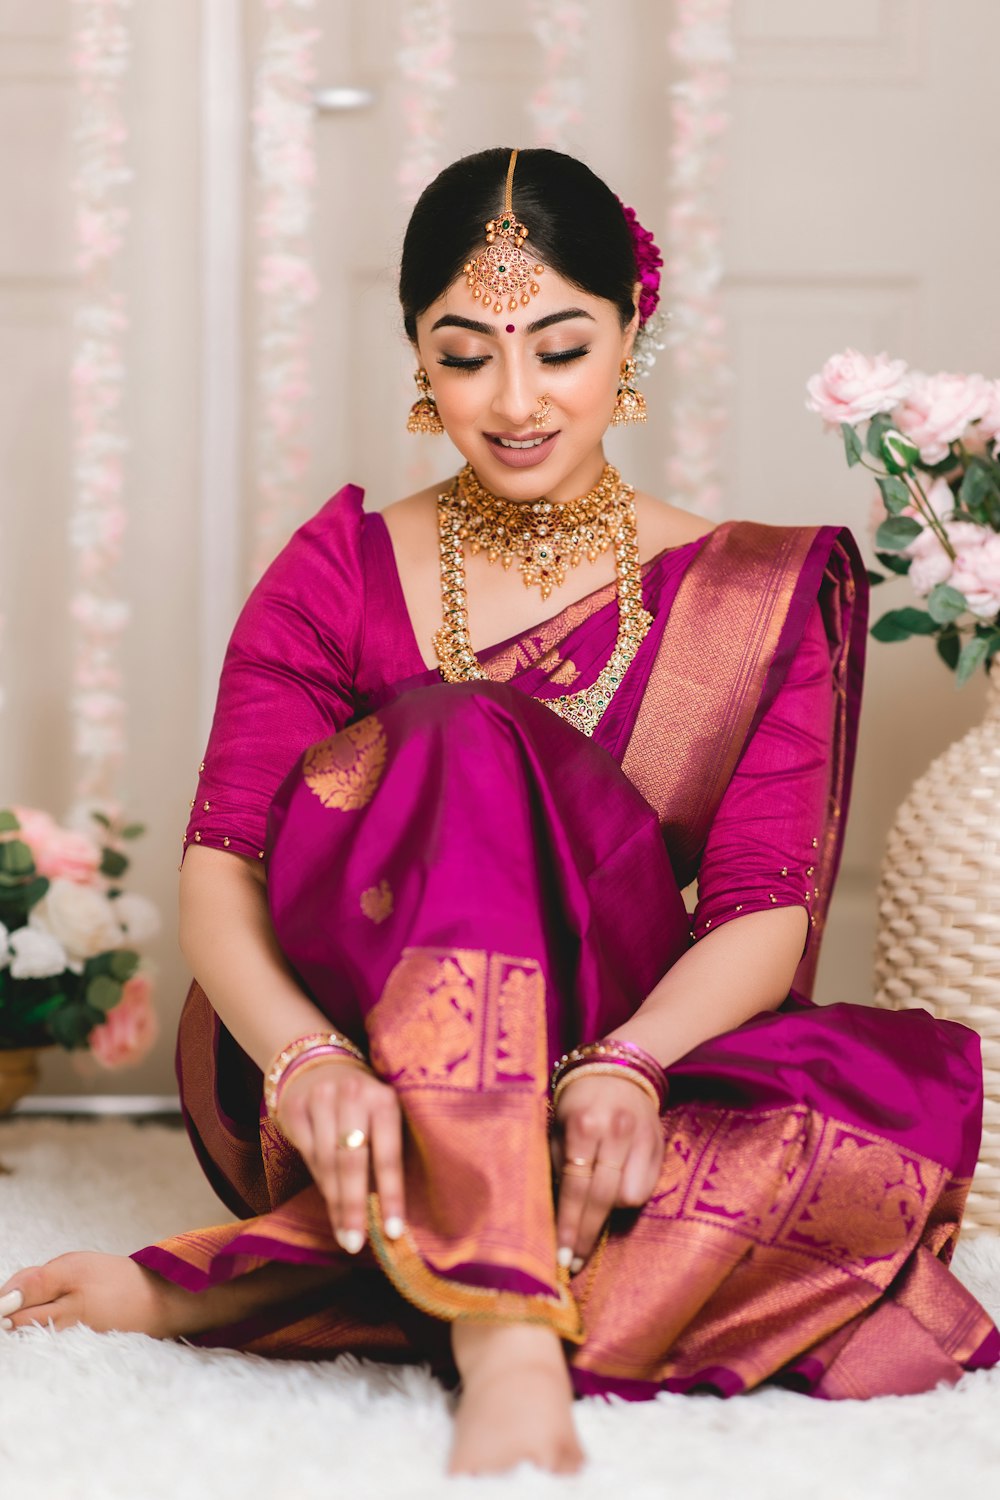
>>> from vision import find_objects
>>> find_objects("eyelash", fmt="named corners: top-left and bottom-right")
top-left (437, 346), bottom-right (591, 371)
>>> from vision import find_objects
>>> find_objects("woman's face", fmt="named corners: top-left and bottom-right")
top-left (413, 267), bottom-right (639, 504)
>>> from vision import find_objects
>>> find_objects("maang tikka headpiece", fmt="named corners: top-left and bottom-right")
top-left (464, 148), bottom-right (545, 316)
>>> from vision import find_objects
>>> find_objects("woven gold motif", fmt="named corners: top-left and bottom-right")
top-left (360, 879), bottom-right (394, 925)
top-left (303, 715), bottom-right (387, 811)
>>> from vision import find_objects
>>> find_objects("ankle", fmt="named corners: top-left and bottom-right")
top-left (452, 1320), bottom-right (567, 1386)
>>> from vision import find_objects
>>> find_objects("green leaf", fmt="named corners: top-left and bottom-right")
top-left (48, 1001), bottom-right (99, 1050)
top-left (866, 412), bottom-right (893, 459)
top-left (866, 569), bottom-right (887, 586)
top-left (936, 631), bottom-right (961, 670)
top-left (109, 949), bottom-right (139, 983)
top-left (880, 428), bottom-right (921, 474)
top-left (956, 634), bottom-right (991, 687)
top-left (19, 993), bottom-right (68, 1026)
top-left (875, 516), bottom-right (922, 551)
top-left (959, 460), bottom-right (1000, 517)
top-left (841, 423), bottom-right (864, 467)
top-left (120, 823), bottom-right (146, 841)
top-left (90, 811), bottom-right (112, 830)
top-left (86, 974), bottom-right (122, 1013)
top-left (871, 607), bottom-right (939, 643)
top-left (876, 475), bottom-right (912, 515)
top-left (0, 809), bottom-right (21, 832)
top-left (0, 839), bottom-right (36, 876)
top-left (875, 550), bottom-right (913, 576)
top-left (100, 848), bottom-right (129, 880)
top-left (927, 584), bottom-right (968, 625)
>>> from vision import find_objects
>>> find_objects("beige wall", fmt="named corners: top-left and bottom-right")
top-left (2, 2), bottom-right (997, 1094)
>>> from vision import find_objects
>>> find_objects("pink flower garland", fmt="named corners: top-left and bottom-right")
top-left (397, 0), bottom-right (455, 206)
top-left (664, 0), bottom-right (734, 517)
top-left (250, 0), bottom-right (321, 580)
top-left (526, 0), bottom-right (586, 150)
top-left (69, 0), bottom-right (133, 802)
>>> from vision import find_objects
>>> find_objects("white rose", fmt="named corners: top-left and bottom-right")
top-left (0, 920), bottom-right (10, 970)
top-left (30, 877), bottom-right (123, 960)
top-left (112, 893), bottom-right (160, 945)
top-left (8, 926), bottom-right (69, 980)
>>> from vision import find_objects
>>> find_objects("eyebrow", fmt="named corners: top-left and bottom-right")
top-left (429, 308), bottom-right (596, 336)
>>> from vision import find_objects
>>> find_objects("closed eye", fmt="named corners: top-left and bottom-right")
top-left (437, 355), bottom-right (489, 370)
top-left (540, 346), bottom-right (590, 364)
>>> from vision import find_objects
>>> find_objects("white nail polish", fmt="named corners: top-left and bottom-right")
top-left (383, 1216), bottom-right (405, 1241)
top-left (337, 1229), bottom-right (365, 1255)
top-left (570, 1256), bottom-right (585, 1275)
top-left (0, 1290), bottom-right (23, 1317)
top-left (1, 1317), bottom-right (13, 1331)
top-left (556, 1246), bottom-right (574, 1269)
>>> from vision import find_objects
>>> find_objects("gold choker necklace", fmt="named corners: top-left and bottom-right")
top-left (433, 471), bottom-right (653, 738)
top-left (452, 463), bottom-right (631, 601)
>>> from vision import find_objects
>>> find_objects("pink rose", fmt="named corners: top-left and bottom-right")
top-left (11, 806), bottom-right (100, 884)
top-left (88, 974), bottom-right (159, 1069)
top-left (965, 378), bottom-right (1000, 457)
top-left (893, 371), bottom-right (991, 465)
top-left (805, 350), bottom-right (910, 427)
top-left (950, 532), bottom-right (1000, 621)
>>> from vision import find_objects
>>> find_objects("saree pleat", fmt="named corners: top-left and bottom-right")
top-left (135, 520), bottom-right (999, 1400)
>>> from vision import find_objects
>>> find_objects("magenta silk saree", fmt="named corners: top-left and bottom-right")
top-left (134, 487), bottom-right (1000, 1399)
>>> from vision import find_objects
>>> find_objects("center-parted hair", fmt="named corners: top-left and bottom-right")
top-left (399, 148), bottom-right (639, 341)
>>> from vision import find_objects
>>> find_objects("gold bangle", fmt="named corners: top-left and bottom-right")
top-left (263, 1030), bottom-right (369, 1122)
top-left (552, 1063), bottom-right (660, 1114)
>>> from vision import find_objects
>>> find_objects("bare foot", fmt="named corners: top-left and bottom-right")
top-left (449, 1321), bottom-right (584, 1476)
top-left (0, 1252), bottom-right (337, 1339)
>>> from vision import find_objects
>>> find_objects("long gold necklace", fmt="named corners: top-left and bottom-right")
top-left (433, 471), bottom-right (653, 738)
top-left (453, 462), bottom-right (630, 601)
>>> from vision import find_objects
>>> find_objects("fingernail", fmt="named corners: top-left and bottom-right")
top-left (556, 1246), bottom-right (574, 1269)
top-left (1, 1317), bottom-right (13, 1331)
top-left (570, 1256), bottom-right (585, 1275)
top-left (0, 1290), bottom-right (23, 1317)
top-left (383, 1216), bottom-right (405, 1241)
top-left (337, 1229), bottom-right (365, 1255)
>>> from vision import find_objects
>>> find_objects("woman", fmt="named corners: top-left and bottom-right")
top-left (1, 148), bottom-right (996, 1476)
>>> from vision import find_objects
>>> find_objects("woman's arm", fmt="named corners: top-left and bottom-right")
top-left (608, 904), bottom-right (807, 1066)
top-left (179, 845), bottom-right (406, 1252)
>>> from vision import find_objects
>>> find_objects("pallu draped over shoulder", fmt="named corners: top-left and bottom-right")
top-left (135, 486), bottom-right (1000, 1400)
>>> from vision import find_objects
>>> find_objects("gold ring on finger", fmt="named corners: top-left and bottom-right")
top-left (337, 1128), bottom-right (368, 1151)
top-left (566, 1157), bottom-right (592, 1168)
top-left (562, 1162), bottom-right (594, 1177)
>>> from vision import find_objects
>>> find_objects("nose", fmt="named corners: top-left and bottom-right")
top-left (490, 355), bottom-right (537, 431)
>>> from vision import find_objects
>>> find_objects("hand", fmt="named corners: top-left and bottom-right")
top-left (550, 1072), bottom-right (664, 1273)
top-left (276, 1059), bottom-right (406, 1255)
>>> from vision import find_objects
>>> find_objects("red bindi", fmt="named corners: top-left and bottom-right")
top-left (505, 323), bottom-right (516, 333)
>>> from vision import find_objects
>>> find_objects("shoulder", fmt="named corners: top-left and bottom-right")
top-left (632, 491), bottom-right (715, 555)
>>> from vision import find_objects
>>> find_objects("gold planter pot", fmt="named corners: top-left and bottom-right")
top-left (0, 1046), bottom-right (43, 1114)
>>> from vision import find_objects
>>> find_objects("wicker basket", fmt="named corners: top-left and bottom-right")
top-left (874, 658), bottom-right (1000, 1233)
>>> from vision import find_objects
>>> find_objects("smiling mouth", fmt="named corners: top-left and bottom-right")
top-left (487, 434), bottom-right (555, 449)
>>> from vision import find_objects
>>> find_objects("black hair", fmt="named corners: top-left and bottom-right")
top-left (399, 147), bottom-right (638, 341)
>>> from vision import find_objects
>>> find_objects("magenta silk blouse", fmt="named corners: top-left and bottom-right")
top-left (184, 487), bottom-right (833, 944)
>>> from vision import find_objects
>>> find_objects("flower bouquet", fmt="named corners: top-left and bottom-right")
top-left (806, 351), bottom-right (1000, 684)
top-left (0, 806), bottom-right (159, 1067)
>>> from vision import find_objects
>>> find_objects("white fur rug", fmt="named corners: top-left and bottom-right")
top-left (2, 1119), bottom-right (1000, 1500)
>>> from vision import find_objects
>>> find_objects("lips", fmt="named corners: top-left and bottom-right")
top-left (484, 431), bottom-right (559, 469)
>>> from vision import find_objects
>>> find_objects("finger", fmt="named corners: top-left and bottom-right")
top-left (306, 1078), bottom-right (343, 1238)
top-left (369, 1094), bottom-right (407, 1240)
top-left (334, 1072), bottom-right (370, 1254)
top-left (555, 1109), bottom-right (601, 1271)
top-left (618, 1120), bottom-right (665, 1208)
top-left (574, 1109), bottom-right (636, 1263)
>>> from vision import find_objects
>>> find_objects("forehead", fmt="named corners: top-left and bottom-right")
top-left (420, 266), bottom-right (613, 334)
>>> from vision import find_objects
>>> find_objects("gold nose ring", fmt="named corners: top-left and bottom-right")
top-left (534, 393), bottom-right (552, 430)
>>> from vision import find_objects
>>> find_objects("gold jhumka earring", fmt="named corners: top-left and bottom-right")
top-left (464, 148), bottom-right (546, 316)
top-left (407, 367), bottom-right (444, 434)
top-left (611, 357), bottom-right (647, 426)
top-left (533, 393), bottom-right (552, 430)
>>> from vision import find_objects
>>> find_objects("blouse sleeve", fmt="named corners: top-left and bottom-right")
top-left (691, 599), bottom-right (834, 941)
top-left (182, 487), bottom-right (366, 864)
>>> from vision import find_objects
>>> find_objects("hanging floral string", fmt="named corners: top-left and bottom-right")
top-left (68, 0), bottom-right (133, 805)
top-left (250, 0), bottom-right (321, 581)
top-left (663, 0), bottom-right (734, 518)
top-left (397, 0), bottom-right (455, 206)
top-left (526, 0), bottom-right (586, 150)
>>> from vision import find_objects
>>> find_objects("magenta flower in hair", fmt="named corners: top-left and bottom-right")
top-left (618, 200), bottom-right (663, 325)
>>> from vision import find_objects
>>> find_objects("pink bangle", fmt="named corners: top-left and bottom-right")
top-left (263, 1030), bottom-right (370, 1122)
top-left (550, 1038), bottom-right (669, 1112)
